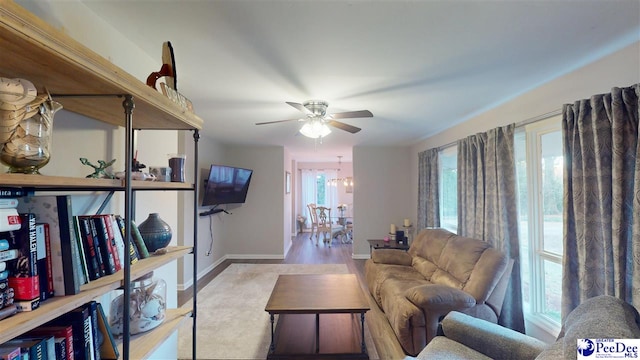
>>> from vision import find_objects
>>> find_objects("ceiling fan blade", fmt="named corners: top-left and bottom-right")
top-left (255, 118), bottom-right (300, 125)
top-left (286, 101), bottom-right (312, 114)
top-left (328, 120), bottom-right (361, 134)
top-left (329, 110), bottom-right (373, 119)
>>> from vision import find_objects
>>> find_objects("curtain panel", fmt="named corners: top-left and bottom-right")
top-left (417, 148), bottom-right (440, 230)
top-left (457, 124), bottom-right (525, 332)
top-left (561, 84), bottom-right (640, 319)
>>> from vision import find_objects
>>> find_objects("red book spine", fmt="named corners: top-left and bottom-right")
top-left (8, 213), bottom-right (39, 301)
top-left (101, 215), bottom-right (121, 271)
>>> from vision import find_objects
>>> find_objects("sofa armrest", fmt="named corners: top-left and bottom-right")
top-left (440, 311), bottom-right (547, 360)
top-left (371, 248), bottom-right (413, 265)
top-left (405, 284), bottom-right (476, 312)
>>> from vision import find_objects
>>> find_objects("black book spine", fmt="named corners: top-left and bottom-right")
top-left (55, 196), bottom-right (82, 295)
top-left (90, 217), bottom-right (116, 275)
top-left (77, 217), bottom-right (102, 281)
top-left (0, 187), bottom-right (28, 198)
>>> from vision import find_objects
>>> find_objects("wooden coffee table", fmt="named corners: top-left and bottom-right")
top-left (265, 274), bottom-right (370, 359)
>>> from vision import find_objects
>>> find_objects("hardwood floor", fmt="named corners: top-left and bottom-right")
top-left (178, 232), bottom-right (407, 360)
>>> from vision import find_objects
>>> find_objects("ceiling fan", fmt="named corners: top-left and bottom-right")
top-left (255, 100), bottom-right (373, 138)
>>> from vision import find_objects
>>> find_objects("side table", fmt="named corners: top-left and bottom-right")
top-left (367, 239), bottom-right (410, 255)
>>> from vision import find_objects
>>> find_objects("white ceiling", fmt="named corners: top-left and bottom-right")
top-left (78, 0), bottom-right (640, 162)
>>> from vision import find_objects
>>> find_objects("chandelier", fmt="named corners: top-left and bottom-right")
top-left (326, 156), bottom-right (354, 187)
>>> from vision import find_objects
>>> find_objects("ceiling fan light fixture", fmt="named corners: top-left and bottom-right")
top-left (299, 120), bottom-right (331, 139)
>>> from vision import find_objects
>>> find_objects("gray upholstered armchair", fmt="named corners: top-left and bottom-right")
top-left (410, 295), bottom-right (640, 360)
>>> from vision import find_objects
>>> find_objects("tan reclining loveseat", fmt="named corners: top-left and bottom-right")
top-left (364, 228), bottom-right (513, 356)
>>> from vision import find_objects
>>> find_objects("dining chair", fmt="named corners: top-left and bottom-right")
top-left (307, 203), bottom-right (318, 241)
top-left (314, 206), bottom-right (339, 247)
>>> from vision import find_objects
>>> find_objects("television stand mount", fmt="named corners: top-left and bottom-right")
top-left (199, 206), bottom-right (231, 217)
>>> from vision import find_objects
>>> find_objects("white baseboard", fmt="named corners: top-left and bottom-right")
top-left (177, 256), bottom-right (227, 291)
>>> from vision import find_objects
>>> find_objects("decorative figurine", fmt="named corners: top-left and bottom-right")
top-left (80, 157), bottom-right (116, 179)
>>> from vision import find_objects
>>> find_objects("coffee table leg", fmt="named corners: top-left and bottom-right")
top-left (269, 313), bottom-right (275, 353)
top-left (315, 313), bottom-right (320, 353)
top-left (361, 312), bottom-right (366, 354)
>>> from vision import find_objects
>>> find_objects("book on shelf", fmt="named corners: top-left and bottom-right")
top-left (35, 223), bottom-right (54, 301)
top-left (100, 214), bottom-right (121, 272)
top-left (87, 301), bottom-right (102, 360)
top-left (0, 270), bottom-right (8, 281)
top-left (0, 249), bottom-right (18, 263)
top-left (3, 337), bottom-right (46, 360)
top-left (14, 297), bottom-right (40, 312)
top-left (130, 219), bottom-right (150, 259)
top-left (0, 198), bottom-right (19, 209)
top-left (27, 325), bottom-right (74, 360)
top-left (0, 188), bottom-right (29, 199)
top-left (0, 239), bottom-right (8, 251)
top-left (114, 215), bottom-right (139, 264)
top-left (75, 216), bottom-right (103, 281)
top-left (0, 262), bottom-right (5, 272)
top-left (15, 335), bottom-right (55, 360)
top-left (96, 302), bottom-right (118, 360)
top-left (0, 208), bottom-right (21, 233)
top-left (108, 215), bottom-right (127, 267)
top-left (71, 216), bottom-right (91, 284)
top-left (0, 304), bottom-right (17, 321)
top-left (1, 283), bottom-right (15, 310)
top-left (89, 216), bottom-right (117, 276)
top-left (54, 337), bottom-right (68, 360)
top-left (47, 303), bottom-right (92, 360)
top-left (17, 196), bottom-right (83, 295)
top-left (0, 345), bottom-right (20, 360)
top-left (8, 213), bottom-right (39, 301)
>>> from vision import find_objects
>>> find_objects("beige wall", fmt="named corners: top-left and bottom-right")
top-left (223, 145), bottom-right (285, 258)
top-left (353, 146), bottom-right (412, 258)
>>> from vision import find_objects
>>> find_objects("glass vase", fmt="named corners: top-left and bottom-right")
top-left (0, 98), bottom-right (62, 174)
top-left (110, 272), bottom-right (167, 335)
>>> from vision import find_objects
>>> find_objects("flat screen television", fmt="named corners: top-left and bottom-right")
top-left (202, 164), bottom-right (253, 206)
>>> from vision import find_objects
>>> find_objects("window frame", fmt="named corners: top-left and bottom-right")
top-left (518, 115), bottom-right (563, 336)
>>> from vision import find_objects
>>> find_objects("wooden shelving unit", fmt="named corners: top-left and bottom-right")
top-left (122, 308), bottom-right (193, 359)
top-left (0, 173), bottom-right (195, 191)
top-left (0, 246), bottom-right (193, 345)
top-left (0, 1), bottom-right (202, 359)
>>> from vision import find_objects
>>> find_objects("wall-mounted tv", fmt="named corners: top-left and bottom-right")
top-left (202, 164), bottom-right (253, 206)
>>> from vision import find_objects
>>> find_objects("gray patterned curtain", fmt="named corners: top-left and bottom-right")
top-left (561, 84), bottom-right (640, 319)
top-left (457, 124), bottom-right (525, 333)
top-left (417, 148), bottom-right (440, 230)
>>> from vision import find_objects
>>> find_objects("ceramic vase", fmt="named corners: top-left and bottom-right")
top-left (137, 213), bottom-right (172, 252)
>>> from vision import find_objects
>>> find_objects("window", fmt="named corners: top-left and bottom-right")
top-left (316, 173), bottom-right (327, 206)
top-left (515, 116), bottom-right (563, 333)
top-left (439, 146), bottom-right (458, 233)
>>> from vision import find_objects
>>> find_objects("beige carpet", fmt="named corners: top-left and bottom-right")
top-left (178, 263), bottom-right (379, 360)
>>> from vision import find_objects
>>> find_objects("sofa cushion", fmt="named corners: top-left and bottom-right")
top-left (432, 236), bottom-right (491, 289)
top-left (560, 295), bottom-right (640, 360)
top-left (409, 229), bottom-right (452, 277)
top-left (405, 284), bottom-right (476, 312)
top-left (372, 248), bottom-right (413, 266)
top-left (463, 248), bottom-right (509, 303)
top-left (366, 262), bottom-right (425, 306)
